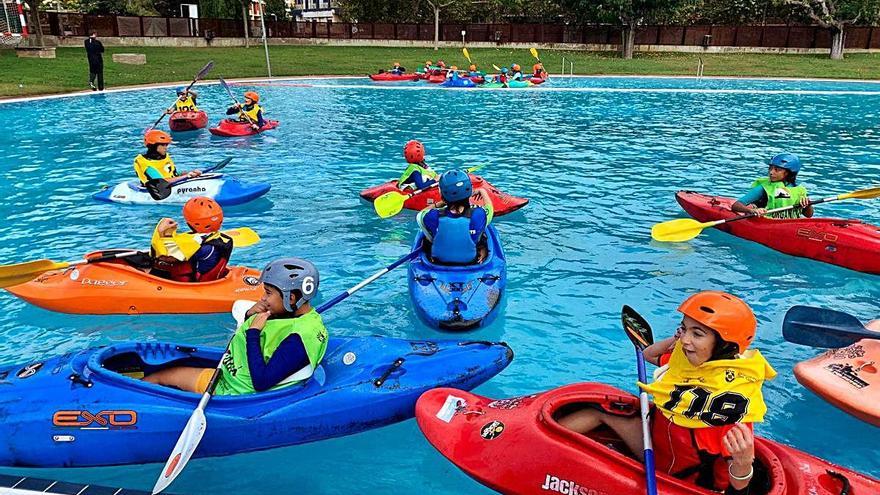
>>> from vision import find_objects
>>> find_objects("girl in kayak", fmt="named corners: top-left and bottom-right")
top-left (557, 291), bottom-right (776, 495)
top-left (226, 91), bottom-right (266, 129)
top-left (134, 130), bottom-right (201, 186)
top-left (509, 64), bottom-right (524, 81)
top-left (145, 258), bottom-right (328, 395)
top-left (150, 197), bottom-right (234, 282)
top-left (731, 153), bottom-right (813, 219)
top-left (532, 63), bottom-right (547, 79)
top-left (398, 140), bottom-right (438, 190)
top-left (166, 87), bottom-right (198, 113)
top-left (417, 169), bottom-right (495, 265)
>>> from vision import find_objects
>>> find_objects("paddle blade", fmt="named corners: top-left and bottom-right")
top-left (782, 305), bottom-right (877, 348)
top-left (0, 259), bottom-right (70, 288)
top-left (373, 191), bottom-right (407, 218)
top-left (223, 227), bottom-right (260, 248)
top-left (152, 408), bottom-right (207, 494)
top-left (145, 179), bottom-right (172, 201)
top-left (622, 305), bottom-right (655, 351)
top-left (466, 163), bottom-right (487, 173)
top-left (205, 157), bottom-right (232, 173)
top-left (839, 186), bottom-right (880, 200)
top-left (530, 47), bottom-right (539, 59)
top-left (462, 47), bottom-right (471, 63)
top-left (492, 64), bottom-right (502, 71)
top-left (196, 61), bottom-right (214, 80)
top-left (651, 218), bottom-right (710, 242)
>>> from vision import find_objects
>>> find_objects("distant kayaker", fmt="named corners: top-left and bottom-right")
top-left (532, 63), bottom-right (547, 79)
top-left (557, 291), bottom-right (775, 494)
top-left (468, 64), bottom-right (480, 76)
top-left (446, 66), bottom-right (459, 80)
top-left (731, 153), bottom-right (813, 219)
top-left (134, 130), bottom-right (201, 187)
top-left (144, 258), bottom-right (328, 395)
top-left (423, 60), bottom-right (434, 73)
top-left (226, 91), bottom-right (266, 130)
top-left (398, 140), bottom-right (438, 190)
top-left (150, 197), bottom-right (234, 282)
top-left (166, 87), bottom-right (199, 113)
top-left (509, 64), bottom-right (523, 81)
top-left (494, 67), bottom-right (510, 87)
top-left (417, 169), bottom-right (494, 265)
top-left (390, 62), bottom-right (406, 75)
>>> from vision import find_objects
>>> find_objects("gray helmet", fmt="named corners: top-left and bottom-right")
top-left (259, 258), bottom-right (319, 312)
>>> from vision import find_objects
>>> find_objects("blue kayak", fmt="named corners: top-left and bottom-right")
top-left (441, 77), bottom-right (477, 88)
top-left (408, 225), bottom-right (507, 330)
top-left (92, 173), bottom-right (270, 206)
top-left (0, 337), bottom-right (512, 467)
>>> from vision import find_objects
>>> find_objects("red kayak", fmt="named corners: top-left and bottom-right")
top-left (209, 119), bottom-right (279, 137)
top-left (359, 175), bottom-right (529, 216)
top-left (427, 74), bottom-right (446, 84)
top-left (529, 77), bottom-right (546, 85)
top-left (369, 73), bottom-right (420, 82)
top-left (168, 110), bottom-right (208, 132)
top-left (417, 383), bottom-right (880, 495)
top-left (676, 191), bottom-right (880, 274)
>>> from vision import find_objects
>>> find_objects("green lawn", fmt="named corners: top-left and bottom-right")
top-left (3, 45), bottom-right (880, 97)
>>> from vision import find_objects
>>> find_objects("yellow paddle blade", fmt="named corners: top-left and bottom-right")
top-left (0, 259), bottom-right (70, 288)
top-left (530, 47), bottom-right (539, 59)
top-left (222, 227), bottom-right (260, 248)
top-left (374, 191), bottom-right (408, 219)
top-left (839, 186), bottom-right (880, 200)
top-left (493, 64), bottom-right (502, 71)
top-left (651, 218), bottom-right (713, 243)
top-left (462, 47), bottom-right (472, 63)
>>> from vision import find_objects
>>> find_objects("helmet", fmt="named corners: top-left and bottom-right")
top-left (501, 67), bottom-right (509, 74)
top-left (512, 64), bottom-right (521, 71)
top-left (244, 91), bottom-right (260, 103)
top-left (768, 153), bottom-right (801, 173)
top-left (469, 64), bottom-right (477, 71)
top-left (678, 291), bottom-right (756, 354)
top-left (259, 258), bottom-right (320, 312)
top-left (176, 86), bottom-right (186, 95)
top-left (403, 140), bottom-right (425, 164)
top-left (437, 60), bottom-right (446, 67)
top-left (144, 129), bottom-right (172, 146)
top-left (533, 63), bottom-right (542, 71)
top-left (450, 65), bottom-right (458, 71)
top-left (439, 169), bottom-right (472, 203)
top-left (425, 60), bottom-right (432, 65)
top-left (182, 196), bottom-right (223, 233)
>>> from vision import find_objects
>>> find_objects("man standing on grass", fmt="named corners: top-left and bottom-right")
top-left (85, 31), bottom-right (104, 91)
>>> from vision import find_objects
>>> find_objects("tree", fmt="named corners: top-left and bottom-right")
top-left (780, 0), bottom-right (880, 59)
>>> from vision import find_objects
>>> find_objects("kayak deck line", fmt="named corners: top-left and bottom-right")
top-left (0, 473), bottom-right (153, 495)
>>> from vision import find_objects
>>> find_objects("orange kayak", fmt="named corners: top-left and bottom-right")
top-left (5, 251), bottom-right (262, 315)
top-left (794, 338), bottom-right (880, 426)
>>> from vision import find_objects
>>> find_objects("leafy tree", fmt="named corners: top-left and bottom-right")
top-left (780, 0), bottom-right (880, 59)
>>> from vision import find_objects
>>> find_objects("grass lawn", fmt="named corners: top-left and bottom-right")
top-left (3, 44), bottom-right (880, 97)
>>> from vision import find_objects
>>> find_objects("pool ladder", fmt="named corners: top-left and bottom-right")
top-left (560, 57), bottom-right (574, 77)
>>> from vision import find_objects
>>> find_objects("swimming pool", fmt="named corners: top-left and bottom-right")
top-left (1, 76), bottom-right (878, 493)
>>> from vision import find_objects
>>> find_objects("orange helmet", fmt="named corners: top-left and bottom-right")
top-left (183, 196), bottom-right (224, 233)
top-left (403, 140), bottom-right (425, 164)
top-left (512, 64), bottom-right (521, 71)
top-left (244, 91), bottom-right (259, 103)
top-left (678, 291), bottom-right (756, 354)
top-left (144, 129), bottom-right (172, 146)
top-left (450, 65), bottom-right (458, 71)
top-left (533, 63), bottom-right (543, 71)
top-left (425, 60), bottom-right (432, 65)
top-left (469, 64), bottom-right (477, 71)
top-left (393, 61), bottom-right (401, 66)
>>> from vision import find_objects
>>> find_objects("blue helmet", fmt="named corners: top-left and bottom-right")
top-left (259, 257), bottom-right (319, 312)
top-left (439, 170), bottom-right (472, 203)
top-left (501, 67), bottom-right (509, 74)
top-left (176, 86), bottom-right (186, 95)
top-left (769, 153), bottom-right (801, 173)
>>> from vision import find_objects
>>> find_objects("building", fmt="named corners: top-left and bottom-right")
top-left (288, 0), bottom-right (338, 22)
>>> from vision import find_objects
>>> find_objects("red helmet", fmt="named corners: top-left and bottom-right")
top-left (678, 291), bottom-right (756, 354)
top-left (403, 140), bottom-right (425, 164)
top-left (144, 130), bottom-right (172, 146)
top-left (183, 196), bottom-right (224, 233)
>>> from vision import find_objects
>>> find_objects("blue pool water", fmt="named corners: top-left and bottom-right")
top-left (1, 76), bottom-right (879, 492)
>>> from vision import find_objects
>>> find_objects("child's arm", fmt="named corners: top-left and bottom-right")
top-left (644, 335), bottom-right (678, 366)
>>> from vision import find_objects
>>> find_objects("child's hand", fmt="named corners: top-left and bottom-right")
top-left (723, 424), bottom-right (755, 471)
top-left (249, 311), bottom-right (270, 331)
top-left (799, 196), bottom-right (811, 208)
top-left (157, 218), bottom-right (178, 237)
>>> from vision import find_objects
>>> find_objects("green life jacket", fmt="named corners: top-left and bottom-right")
top-left (216, 308), bottom-right (328, 396)
top-left (751, 177), bottom-right (807, 219)
top-left (397, 163), bottom-right (437, 188)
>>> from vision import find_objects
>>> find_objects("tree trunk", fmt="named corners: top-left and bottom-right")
top-left (241, 1), bottom-right (250, 48)
top-left (24, 0), bottom-right (44, 47)
top-left (830, 26), bottom-right (845, 60)
top-left (433, 5), bottom-right (440, 51)
top-left (620, 20), bottom-right (636, 59)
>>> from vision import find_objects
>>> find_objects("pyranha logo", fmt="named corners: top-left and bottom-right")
top-left (53, 410), bottom-right (138, 429)
top-left (176, 186), bottom-right (207, 194)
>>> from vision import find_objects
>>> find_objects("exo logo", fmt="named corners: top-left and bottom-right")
top-left (796, 228), bottom-right (838, 243)
top-left (53, 410), bottom-right (138, 429)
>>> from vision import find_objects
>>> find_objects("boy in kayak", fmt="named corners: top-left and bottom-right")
top-left (532, 63), bottom-right (547, 79)
top-left (509, 64), bottom-right (524, 81)
top-left (144, 258), bottom-right (328, 395)
top-left (417, 169), bottom-right (494, 264)
top-left (398, 140), bottom-right (438, 190)
top-left (423, 60), bottom-right (433, 73)
top-left (166, 87), bottom-right (198, 113)
top-left (390, 62), bottom-right (406, 74)
top-left (731, 153), bottom-right (813, 219)
top-left (493, 67), bottom-right (510, 87)
top-left (134, 130), bottom-right (201, 186)
top-left (557, 291), bottom-right (775, 494)
top-left (150, 197), bottom-right (234, 282)
top-left (226, 91), bottom-right (266, 129)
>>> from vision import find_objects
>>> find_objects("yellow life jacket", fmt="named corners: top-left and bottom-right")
top-left (239, 103), bottom-right (262, 123)
top-left (174, 96), bottom-right (198, 112)
top-left (150, 222), bottom-right (202, 261)
top-left (639, 342), bottom-right (776, 429)
top-left (134, 154), bottom-right (177, 185)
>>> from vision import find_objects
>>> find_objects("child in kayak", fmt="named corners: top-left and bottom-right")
top-left (166, 87), bottom-right (198, 113)
top-left (145, 258), bottom-right (328, 395)
top-left (390, 62), bottom-right (406, 74)
top-left (226, 91), bottom-right (266, 129)
top-left (532, 63), bottom-right (547, 79)
top-left (134, 130), bottom-right (201, 186)
top-left (398, 140), bottom-right (438, 190)
top-left (150, 197), bottom-right (234, 282)
top-left (731, 153), bottom-right (813, 219)
top-left (557, 291), bottom-right (775, 495)
top-left (417, 169), bottom-right (494, 265)
top-left (494, 67), bottom-right (510, 87)
top-left (509, 64), bottom-right (523, 81)
top-left (468, 64), bottom-right (480, 77)
top-left (423, 60), bottom-right (433, 73)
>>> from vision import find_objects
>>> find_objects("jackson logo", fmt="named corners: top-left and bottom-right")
top-left (53, 410), bottom-right (138, 429)
top-left (176, 186), bottom-right (207, 194)
top-left (480, 420), bottom-right (504, 440)
top-left (541, 474), bottom-right (605, 495)
top-left (243, 276), bottom-right (260, 286)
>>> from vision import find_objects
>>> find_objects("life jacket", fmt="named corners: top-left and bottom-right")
top-left (192, 232), bottom-right (233, 282)
top-left (751, 177), bottom-right (807, 218)
top-left (424, 210), bottom-right (477, 264)
top-left (174, 96), bottom-right (198, 112)
top-left (216, 309), bottom-right (328, 395)
top-left (239, 103), bottom-right (262, 124)
top-left (134, 154), bottom-right (177, 185)
top-left (397, 163), bottom-right (437, 189)
top-left (149, 222), bottom-right (202, 282)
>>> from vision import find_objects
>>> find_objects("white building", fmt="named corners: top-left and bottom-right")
top-left (288, 0), bottom-right (337, 22)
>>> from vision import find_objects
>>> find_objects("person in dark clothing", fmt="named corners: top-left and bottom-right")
top-left (84, 31), bottom-right (104, 91)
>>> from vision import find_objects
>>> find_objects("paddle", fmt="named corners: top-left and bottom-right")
top-left (373, 163), bottom-right (487, 219)
top-left (529, 47), bottom-right (548, 80)
top-left (151, 245), bottom-right (422, 494)
top-left (621, 305), bottom-right (659, 495)
top-left (147, 61), bottom-right (214, 132)
top-left (218, 77), bottom-right (259, 129)
top-left (651, 186), bottom-right (880, 243)
top-left (783, 305), bottom-right (879, 348)
top-left (145, 157), bottom-right (232, 201)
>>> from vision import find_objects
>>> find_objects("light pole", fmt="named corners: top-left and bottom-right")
top-left (256, 0), bottom-right (271, 77)
top-left (461, 29), bottom-right (466, 45)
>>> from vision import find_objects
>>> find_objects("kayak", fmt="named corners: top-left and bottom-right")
top-left (369, 73), bottom-right (420, 82)
top-left (416, 382), bottom-right (880, 495)
top-left (469, 75), bottom-right (486, 84)
top-left (168, 110), bottom-right (208, 132)
top-left (93, 173), bottom-right (271, 206)
top-left (5, 250), bottom-right (262, 315)
top-left (0, 337), bottom-right (512, 467)
top-left (209, 119), bottom-right (279, 137)
top-left (408, 225), bottom-right (506, 331)
top-left (676, 191), bottom-right (880, 274)
top-left (427, 74), bottom-right (446, 84)
top-left (441, 78), bottom-right (477, 88)
top-left (528, 77), bottom-right (546, 85)
top-left (794, 338), bottom-right (880, 427)
top-left (359, 175), bottom-right (529, 217)
top-left (482, 80), bottom-right (533, 89)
